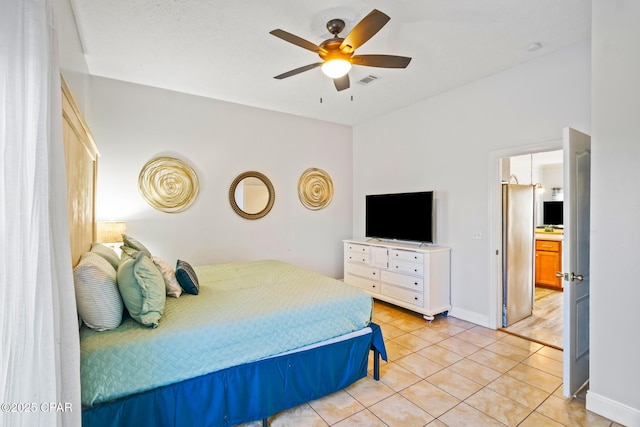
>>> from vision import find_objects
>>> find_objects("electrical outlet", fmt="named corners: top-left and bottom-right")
top-left (472, 231), bottom-right (483, 240)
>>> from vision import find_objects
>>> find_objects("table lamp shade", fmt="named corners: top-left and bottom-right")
top-left (96, 221), bottom-right (126, 243)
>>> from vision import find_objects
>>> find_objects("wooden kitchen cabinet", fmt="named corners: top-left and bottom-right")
top-left (535, 239), bottom-right (562, 290)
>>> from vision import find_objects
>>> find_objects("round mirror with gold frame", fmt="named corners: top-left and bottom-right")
top-left (229, 171), bottom-right (275, 220)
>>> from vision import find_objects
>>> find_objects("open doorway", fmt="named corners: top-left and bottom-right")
top-left (489, 128), bottom-right (591, 397)
top-left (500, 150), bottom-right (564, 349)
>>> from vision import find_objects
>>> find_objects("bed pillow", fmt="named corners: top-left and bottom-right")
top-left (120, 245), bottom-right (140, 258)
top-left (90, 243), bottom-right (120, 270)
top-left (117, 251), bottom-right (166, 327)
top-left (175, 260), bottom-right (199, 295)
top-left (120, 249), bottom-right (134, 264)
top-left (122, 234), bottom-right (152, 257)
top-left (152, 256), bottom-right (182, 298)
top-left (73, 252), bottom-right (123, 331)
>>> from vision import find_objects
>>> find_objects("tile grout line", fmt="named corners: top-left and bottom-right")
top-left (379, 314), bottom-right (568, 426)
top-left (259, 303), bottom-right (614, 427)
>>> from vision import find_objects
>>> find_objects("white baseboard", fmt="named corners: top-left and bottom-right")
top-left (587, 390), bottom-right (640, 427)
top-left (448, 307), bottom-right (491, 328)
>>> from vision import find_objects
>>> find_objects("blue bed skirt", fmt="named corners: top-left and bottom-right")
top-left (82, 324), bottom-right (386, 427)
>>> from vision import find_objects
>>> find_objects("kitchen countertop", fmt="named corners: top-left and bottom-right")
top-left (535, 229), bottom-right (564, 241)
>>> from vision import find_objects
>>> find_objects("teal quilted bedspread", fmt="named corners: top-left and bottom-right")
top-left (80, 260), bottom-right (373, 406)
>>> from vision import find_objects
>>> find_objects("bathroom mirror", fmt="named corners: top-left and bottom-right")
top-left (229, 171), bottom-right (275, 220)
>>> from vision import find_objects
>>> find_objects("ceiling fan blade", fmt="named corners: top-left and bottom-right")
top-left (274, 62), bottom-right (322, 79)
top-left (351, 54), bottom-right (412, 68)
top-left (333, 74), bottom-right (350, 91)
top-left (339, 9), bottom-right (390, 53)
top-left (270, 29), bottom-right (322, 53)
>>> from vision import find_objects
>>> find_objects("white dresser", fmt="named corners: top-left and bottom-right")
top-left (343, 238), bottom-right (451, 321)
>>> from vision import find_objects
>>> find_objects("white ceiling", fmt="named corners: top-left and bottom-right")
top-left (69, 0), bottom-right (591, 125)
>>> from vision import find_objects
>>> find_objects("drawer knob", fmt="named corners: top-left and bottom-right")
top-left (414, 297), bottom-right (418, 301)
top-left (414, 282), bottom-right (418, 286)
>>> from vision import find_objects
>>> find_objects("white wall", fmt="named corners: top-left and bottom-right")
top-left (540, 164), bottom-right (563, 202)
top-left (587, 1), bottom-right (640, 424)
top-left (353, 42), bottom-right (591, 326)
top-left (507, 154), bottom-right (534, 185)
top-left (88, 76), bottom-right (353, 278)
top-left (55, 0), bottom-right (89, 112)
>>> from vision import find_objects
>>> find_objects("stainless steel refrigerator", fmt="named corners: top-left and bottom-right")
top-left (502, 184), bottom-right (535, 327)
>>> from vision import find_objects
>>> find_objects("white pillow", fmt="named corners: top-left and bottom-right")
top-left (73, 252), bottom-right (123, 331)
top-left (152, 256), bottom-right (182, 298)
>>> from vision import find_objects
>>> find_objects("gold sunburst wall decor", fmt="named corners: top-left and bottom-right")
top-left (138, 156), bottom-right (200, 213)
top-left (298, 168), bottom-right (334, 210)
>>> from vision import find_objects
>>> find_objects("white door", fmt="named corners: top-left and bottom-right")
top-left (562, 127), bottom-right (591, 397)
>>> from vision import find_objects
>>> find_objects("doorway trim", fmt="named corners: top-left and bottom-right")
top-left (487, 138), bottom-right (562, 330)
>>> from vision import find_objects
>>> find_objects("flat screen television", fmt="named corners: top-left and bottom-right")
top-left (543, 201), bottom-right (563, 227)
top-left (365, 191), bottom-right (434, 243)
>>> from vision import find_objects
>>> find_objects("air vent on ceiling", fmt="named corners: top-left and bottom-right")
top-left (357, 74), bottom-right (379, 85)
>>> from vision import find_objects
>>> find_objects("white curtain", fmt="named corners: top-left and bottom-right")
top-left (1, 0), bottom-right (81, 426)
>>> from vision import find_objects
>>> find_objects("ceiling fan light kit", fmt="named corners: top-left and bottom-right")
top-left (270, 9), bottom-right (411, 92)
top-left (321, 58), bottom-right (351, 78)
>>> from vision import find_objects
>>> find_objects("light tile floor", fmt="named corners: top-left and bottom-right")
top-left (240, 301), bottom-right (621, 427)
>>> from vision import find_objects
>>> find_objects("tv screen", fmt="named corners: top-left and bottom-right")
top-left (366, 191), bottom-right (434, 243)
top-left (543, 201), bottom-right (563, 226)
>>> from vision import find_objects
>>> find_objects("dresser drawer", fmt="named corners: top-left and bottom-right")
top-left (345, 243), bottom-right (370, 256)
top-left (381, 270), bottom-right (424, 292)
top-left (390, 259), bottom-right (423, 276)
top-left (381, 283), bottom-right (424, 307)
top-left (536, 240), bottom-right (560, 252)
top-left (390, 249), bottom-right (424, 264)
top-left (345, 263), bottom-right (380, 280)
top-left (345, 273), bottom-right (380, 294)
top-left (345, 252), bottom-right (369, 264)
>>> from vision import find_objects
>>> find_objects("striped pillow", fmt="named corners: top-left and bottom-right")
top-left (73, 252), bottom-right (123, 331)
top-left (175, 260), bottom-right (199, 295)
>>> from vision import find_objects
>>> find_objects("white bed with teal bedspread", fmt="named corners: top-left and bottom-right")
top-left (80, 259), bottom-right (386, 427)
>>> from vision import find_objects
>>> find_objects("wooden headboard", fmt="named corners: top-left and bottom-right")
top-left (61, 77), bottom-right (99, 267)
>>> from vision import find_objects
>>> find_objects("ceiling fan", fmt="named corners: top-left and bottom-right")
top-left (270, 9), bottom-right (411, 92)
